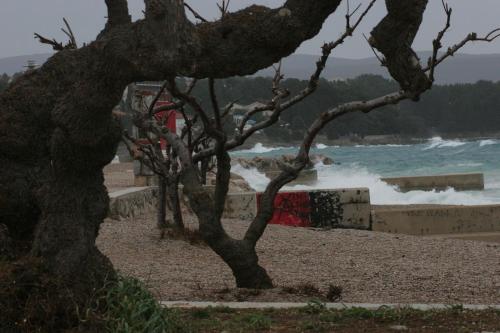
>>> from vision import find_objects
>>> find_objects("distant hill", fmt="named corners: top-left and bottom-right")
top-left (0, 53), bottom-right (52, 75)
top-left (256, 52), bottom-right (500, 85)
top-left (2, 52), bottom-right (500, 84)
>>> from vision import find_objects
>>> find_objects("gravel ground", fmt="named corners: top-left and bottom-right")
top-left (97, 213), bottom-right (500, 304)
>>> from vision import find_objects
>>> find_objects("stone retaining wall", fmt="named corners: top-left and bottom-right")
top-left (372, 204), bottom-right (500, 235)
top-left (381, 173), bottom-right (484, 192)
top-left (108, 187), bottom-right (158, 220)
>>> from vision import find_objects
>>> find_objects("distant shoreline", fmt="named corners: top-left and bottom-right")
top-left (240, 133), bottom-right (500, 149)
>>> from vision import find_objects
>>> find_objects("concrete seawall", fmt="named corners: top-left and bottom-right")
top-left (372, 204), bottom-right (500, 235)
top-left (109, 186), bottom-right (371, 230)
top-left (109, 185), bottom-right (500, 238)
top-left (381, 173), bottom-right (484, 192)
top-left (225, 188), bottom-right (371, 230)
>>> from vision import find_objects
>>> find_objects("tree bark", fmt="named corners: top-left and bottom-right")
top-left (167, 178), bottom-right (185, 230)
top-left (208, 237), bottom-right (273, 289)
top-left (157, 176), bottom-right (168, 231)
top-left (0, 47), bottom-right (132, 327)
top-left (155, 126), bottom-right (274, 288)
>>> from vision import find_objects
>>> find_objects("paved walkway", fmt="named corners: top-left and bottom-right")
top-left (161, 301), bottom-right (500, 310)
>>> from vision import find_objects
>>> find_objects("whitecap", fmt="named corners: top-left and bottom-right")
top-left (456, 162), bottom-right (483, 167)
top-left (235, 143), bottom-right (289, 154)
top-left (354, 144), bottom-right (410, 148)
top-left (423, 137), bottom-right (466, 150)
top-left (479, 139), bottom-right (498, 147)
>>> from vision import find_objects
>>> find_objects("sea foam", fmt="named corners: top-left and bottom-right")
top-left (232, 163), bottom-right (498, 206)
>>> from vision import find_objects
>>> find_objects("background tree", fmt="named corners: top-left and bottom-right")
top-left (0, 74), bottom-right (10, 92)
top-left (124, 0), bottom-right (498, 289)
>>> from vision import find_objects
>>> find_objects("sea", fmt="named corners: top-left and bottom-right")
top-left (231, 137), bottom-right (500, 205)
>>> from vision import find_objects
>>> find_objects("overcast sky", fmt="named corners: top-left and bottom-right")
top-left (1, 1), bottom-right (499, 59)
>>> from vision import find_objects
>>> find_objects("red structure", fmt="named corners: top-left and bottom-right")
top-left (256, 192), bottom-right (312, 227)
top-left (153, 101), bottom-right (177, 149)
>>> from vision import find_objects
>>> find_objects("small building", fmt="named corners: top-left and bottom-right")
top-left (129, 82), bottom-right (184, 148)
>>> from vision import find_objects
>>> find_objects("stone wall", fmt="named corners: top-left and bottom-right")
top-left (381, 173), bottom-right (484, 192)
top-left (108, 187), bottom-right (158, 220)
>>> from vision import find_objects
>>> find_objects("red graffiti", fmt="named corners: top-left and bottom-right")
top-left (257, 192), bottom-right (311, 227)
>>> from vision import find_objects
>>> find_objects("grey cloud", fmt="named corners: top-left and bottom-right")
top-left (1, 1), bottom-right (499, 59)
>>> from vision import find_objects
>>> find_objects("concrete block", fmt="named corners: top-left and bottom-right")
top-left (372, 204), bottom-right (500, 235)
top-left (381, 173), bottom-right (484, 192)
top-left (255, 188), bottom-right (371, 229)
top-left (339, 203), bottom-right (372, 229)
top-left (308, 189), bottom-right (370, 229)
top-left (223, 192), bottom-right (258, 220)
top-left (107, 185), bottom-right (371, 231)
top-left (310, 188), bottom-right (370, 204)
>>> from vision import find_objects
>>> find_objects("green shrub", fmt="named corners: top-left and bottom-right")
top-left (104, 276), bottom-right (185, 333)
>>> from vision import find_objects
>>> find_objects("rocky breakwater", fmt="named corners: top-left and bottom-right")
top-left (234, 154), bottom-right (333, 186)
top-left (206, 172), bottom-right (254, 193)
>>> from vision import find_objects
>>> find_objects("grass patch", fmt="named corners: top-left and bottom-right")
top-left (239, 313), bottom-right (273, 330)
top-left (180, 306), bottom-right (500, 332)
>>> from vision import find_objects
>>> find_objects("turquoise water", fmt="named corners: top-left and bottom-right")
top-left (231, 138), bottom-right (500, 205)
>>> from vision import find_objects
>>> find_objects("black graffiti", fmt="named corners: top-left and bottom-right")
top-left (309, 192), bottom-right (343, 228)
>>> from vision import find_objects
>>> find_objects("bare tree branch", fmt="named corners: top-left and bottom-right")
top-left (428, 0), bottom-right (452, 82)
top-left (194, 0), bottom-right (378, 163)
top-left (34, 33), bottom-right (65, 51)
top-left (184, 3), bottom-right (208, 22)
top-left (61, 18), bottom-right (77, 49)
top-left (217, 0), bottom-right (231, 18)
top-left (208, 78), bottom-right (223, 132)
top-left (35, 18), bottom-right (78, 51)
top-left (147, 81), bottom-right (168, 117)
top-left (424, 28), bottom-right (500, 72)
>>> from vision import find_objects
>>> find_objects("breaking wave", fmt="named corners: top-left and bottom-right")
top-left (423, 137), bottom-right (466, 150)
top-left (231, 163), bottom-right (271, 191)
top-left (354, 144), bottom-right (410, 148)
top-left (236, 143), bottom-right (290, 154)
top-left (232, 163), bottom-right (498, 206)
top-left (479, 139), bottom-right (499, 147)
